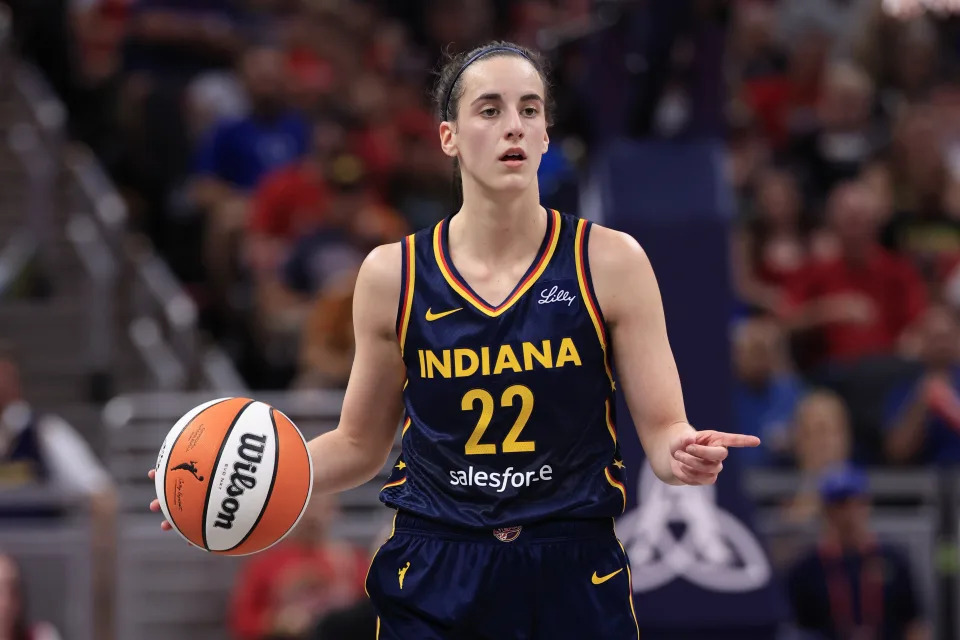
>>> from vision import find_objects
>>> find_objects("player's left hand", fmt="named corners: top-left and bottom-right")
top-left (670, 430), bottom-right (760, 486)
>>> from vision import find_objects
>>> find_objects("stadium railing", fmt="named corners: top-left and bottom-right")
top-left (745, 467), bottom-right (944, 637)
top-left (0, 11), bottom-right (244, 395)
top-left (0, 486), bottom-right (96, 640)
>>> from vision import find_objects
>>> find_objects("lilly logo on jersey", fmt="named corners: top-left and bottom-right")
top-left (538, 285), bottom-right (576, 307)
top-left (213, 433), bottom-right (267, 530)
top-left (418, 338), bottom-right (582, 379)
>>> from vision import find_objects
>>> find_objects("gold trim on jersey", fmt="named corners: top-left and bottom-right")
top-left (604, 399), bottom-right (617, 445)
top-left (433, 208), bottom-right (562, 317)
top-left (398, 234), bottom-right (416, 355)
top-left (605, 467), bottom-right (626, 513)
top-left (618, 539), bottom-right (641, 638)
top-left (574, 218), bottom-right (614, 390)
top-left (382, 477), bottom-right (407, 490)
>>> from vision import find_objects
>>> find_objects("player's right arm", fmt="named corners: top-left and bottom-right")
top-left (304, 242), bottom-right (407, 493)
top-left (150, 242), bottom-right (406, 525)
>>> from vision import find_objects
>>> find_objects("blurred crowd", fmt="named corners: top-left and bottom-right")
top-left (4, 0), bottom-right (960, 638)
top-left (727, 0), bottom-right (960, 473)
top-left (6, 0), bottom-right (590, 389)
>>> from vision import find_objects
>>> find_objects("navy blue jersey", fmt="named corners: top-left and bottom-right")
top-left (379, 209), bottom-right (627, 528)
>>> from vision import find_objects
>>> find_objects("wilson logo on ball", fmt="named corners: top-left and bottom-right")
top-left (214, 433), bottom-right (267, 530)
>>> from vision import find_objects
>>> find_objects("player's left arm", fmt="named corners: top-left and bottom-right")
top-left (588, 225), bottom-right (760, 486)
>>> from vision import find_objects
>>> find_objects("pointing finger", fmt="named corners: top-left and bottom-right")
top-left (717, 433), bottom-right (761, 448)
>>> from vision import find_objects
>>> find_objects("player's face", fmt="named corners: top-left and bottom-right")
top-left (440, 56), bottom-right (549, 194)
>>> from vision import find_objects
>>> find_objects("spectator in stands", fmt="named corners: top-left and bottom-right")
top-left (731, 315), bottom-right (804, 466)
top-left (0, 344), bottom-right (117, 640)
top-left (884, 304), bottom-right (960, 465)
top-left (228, 492), bottom-right (370, 640)
top-left (882, 105), bottom-right (959, 289)
top-left (786, 465), bottom-right (929, 640)
top-left (279, 156), bottom-right (407, 301)
top-left (0, 347), bottom-right (48, 488)
top-left (783, 390), bottom-right (852, 524)
top-left (782, 180), bottom-right (928, 372)
top-left (245, 110), bottom-right (350, 306)
top-left (0, 552), bottom-right (61, 640)
top-left (788, 61), bottom-right (883, 206)
top-left (294, 268), bottom-right (358, 390)
top-left (309, 516), bottom-right (398, 640)
top-left (192, 44), bottom-right (310, 314)
top-left (246, 153), bottom-right (406, 382)
top-left (731, 168), bottom-right (824, 315)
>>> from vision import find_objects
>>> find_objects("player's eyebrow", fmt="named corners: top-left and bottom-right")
top-left (471, 93), bottom-right (544, 106)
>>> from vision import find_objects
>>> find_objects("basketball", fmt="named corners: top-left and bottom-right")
top-left (153, 397), bottom-right (314, 555)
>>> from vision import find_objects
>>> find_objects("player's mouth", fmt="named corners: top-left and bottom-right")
top-left (499, 148), bottom-right (526, 168)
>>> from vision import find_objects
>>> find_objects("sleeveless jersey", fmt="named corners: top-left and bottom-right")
top-left (379, 209), bottom-right (627, 528)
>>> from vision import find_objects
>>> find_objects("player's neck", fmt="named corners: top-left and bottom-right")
top-left (453, 184), bottom-right (545, 262)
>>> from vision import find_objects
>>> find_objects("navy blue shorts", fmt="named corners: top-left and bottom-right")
top-left (365, 511), bottom-right (640, 640)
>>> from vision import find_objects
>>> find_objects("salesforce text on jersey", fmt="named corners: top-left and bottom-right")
top-left (449, 464), bottom-right (553, 492)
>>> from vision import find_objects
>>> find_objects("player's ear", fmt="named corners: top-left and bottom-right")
top-left (439, 121), bottom-right (458, 159)
top-left (542, 129), bottom-right (549, 155)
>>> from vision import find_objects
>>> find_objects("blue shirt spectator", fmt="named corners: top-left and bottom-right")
top-left (734, 374), bottom-right (804, 466)
top-left (732, 316), bottom-right (804, 465)
top-left (883, 305), bottom-right (960, 465)
top-left (193, 111), bottom-right (310, 191)
top-left (883, 365), bottom-right (960, 465)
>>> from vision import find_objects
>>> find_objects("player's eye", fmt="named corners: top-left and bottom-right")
top-left (481, 107), bottom-right (499, 117)
top-left (522, 106), bottom-right (539, 117)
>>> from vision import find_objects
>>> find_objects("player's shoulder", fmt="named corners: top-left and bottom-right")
top-left (352, 241), bottom-right (406, 336)
top-left (356, 241), bottom-right (404, 295)
top-left (582, 221), bottom-right (650, 275)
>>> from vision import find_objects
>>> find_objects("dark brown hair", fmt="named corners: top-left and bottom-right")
top-left (433, 40), bottom-right (553, 124)
top-left (432, 41), bottom-right (553, 207)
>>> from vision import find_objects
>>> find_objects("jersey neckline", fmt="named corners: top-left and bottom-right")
top-left (432, 208), bottom-right (561, 317)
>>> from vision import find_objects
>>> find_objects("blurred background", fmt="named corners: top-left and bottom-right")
top-left (2, 0), bottom-right (960, 638)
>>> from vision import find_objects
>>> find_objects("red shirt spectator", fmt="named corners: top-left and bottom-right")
top-left (783, 181), bottom-right (928, 366)
top-left (228, 494), bottom-right (369, 640)
top-left (249, 162), bottom-right (330, 241)
top-left (785, 247), bottom-right (927, 361)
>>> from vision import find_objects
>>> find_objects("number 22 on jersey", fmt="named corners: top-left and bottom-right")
top-left (462, 385), bottom-right (536, 455)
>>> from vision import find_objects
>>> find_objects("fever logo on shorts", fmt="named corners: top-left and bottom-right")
top-left (493, 526), bottom-right (522, 542)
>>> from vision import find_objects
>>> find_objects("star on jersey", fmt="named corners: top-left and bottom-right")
top-left (613, 460), bottom-right (626, 469)
top-left (396, 461), bottom-right (407, 471)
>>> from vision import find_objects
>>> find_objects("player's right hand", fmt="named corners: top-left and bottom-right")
top-left (147, 469), bottom-right (173, 531)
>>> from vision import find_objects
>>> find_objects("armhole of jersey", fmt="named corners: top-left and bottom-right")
top-left (395, 235), bottom-right (416, 355)
top-left (575, 219), bottom-right (615, 388)
top-left (575, 219), bottom-right (610, 348)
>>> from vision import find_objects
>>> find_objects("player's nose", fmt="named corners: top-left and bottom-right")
top-left (504, 108), bottom-right (524, 139)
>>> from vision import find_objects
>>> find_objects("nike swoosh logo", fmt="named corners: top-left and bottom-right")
top-left (591, 568), bottom-right (623, 585)
top-left (425, 307), bottom-right (463, 321)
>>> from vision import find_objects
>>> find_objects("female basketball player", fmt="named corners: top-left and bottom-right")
top-left (152, 40), bottom-right (759, 638)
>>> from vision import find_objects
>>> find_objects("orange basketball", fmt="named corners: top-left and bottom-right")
top-left (154, 397), bottom-right (314, 555)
